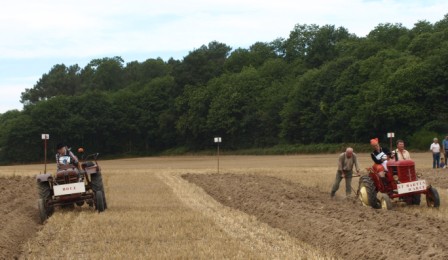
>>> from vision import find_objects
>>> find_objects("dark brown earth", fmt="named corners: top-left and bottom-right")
top-left (0, 176), bottom-right (40, 259)
top-left (183, 173), bottom-right (448, 260)
top-left (421, 168), bottom-right (448, 189)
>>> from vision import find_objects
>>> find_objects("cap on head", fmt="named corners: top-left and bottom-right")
top-left (370, 138), bottom-right (379, 145)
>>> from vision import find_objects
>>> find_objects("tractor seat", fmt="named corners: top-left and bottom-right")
top-left (55, 168), bottom-right (79, 183)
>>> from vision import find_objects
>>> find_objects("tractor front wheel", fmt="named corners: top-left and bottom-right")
top-left (91, 172), bottom-right (107, 210)
top-left (426, 186), bottom-right (440, 208)
top-left (358, 176), bottom-right (380, 209)
top-left (95, 190), bottom-right (105, 212)
top-left (379, 193), bottom-right (392, 210)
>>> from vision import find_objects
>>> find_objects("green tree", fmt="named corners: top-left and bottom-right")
top-left (80, 56), bottom-right (125, 91)
top-left (173, 41), bottom-right (231, 87)
top-left (21, 64), bottom-right (81, 105)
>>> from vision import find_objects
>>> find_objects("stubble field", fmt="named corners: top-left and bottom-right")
top-left (0, 153), bottom-right (447, 259)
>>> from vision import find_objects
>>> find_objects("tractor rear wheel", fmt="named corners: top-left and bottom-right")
top-left (426, 186), bottom-right (440, 208)
top-left (379, 193), bottom-right (392, 210)
top-left (37, 199), bottom-right (47, 224)
top-left (91, 172), bottom-right (107, 210)
top-left (358, 176), bottom-right (380, 209)
top-left (38, 182), bottom-right (54, 217)
top-left (95, 190), bottom-right (105, 212)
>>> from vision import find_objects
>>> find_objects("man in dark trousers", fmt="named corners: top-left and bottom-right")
top-left (330, 147), bottom-right (360, 198)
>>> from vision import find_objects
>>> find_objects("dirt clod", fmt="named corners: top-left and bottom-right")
top-left (0, 176), bottom-right (40, 259)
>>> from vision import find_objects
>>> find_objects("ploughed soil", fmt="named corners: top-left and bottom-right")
top-left (183, 172), bottom-right (448, 260)
top-left (0, 176), bottom-right (40, 259)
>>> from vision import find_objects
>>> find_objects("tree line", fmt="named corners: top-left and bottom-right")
top-left (1, 15), bottom-right (448, 163)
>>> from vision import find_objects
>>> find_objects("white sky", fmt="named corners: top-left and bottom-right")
top-left (0, 0), bottom-right (447, 113)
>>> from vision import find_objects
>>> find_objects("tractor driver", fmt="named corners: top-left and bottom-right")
top-left (370, 138), bottom-right (391, 188)
top-left (56, 143), bottom-right (80, 169)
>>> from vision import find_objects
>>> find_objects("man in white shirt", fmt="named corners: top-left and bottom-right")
top-left (430, 138), bottom-right (440, 168)
top-left (392, 140), bottom-right (411, 161)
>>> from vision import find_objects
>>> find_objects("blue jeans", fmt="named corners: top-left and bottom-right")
top-left (445, 150), bottom-right (448, 165)
top-left (433, 153), bottom-right (440, 168)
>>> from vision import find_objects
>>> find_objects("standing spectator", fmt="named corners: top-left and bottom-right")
top-left (330, 147), bottom-right (360, 198)
top-left (392, 140), bottom-right (411, 161)
top-left (430, 138), bottom-right (440, 169)
top-left (443, 135), bottom-right (448, 166)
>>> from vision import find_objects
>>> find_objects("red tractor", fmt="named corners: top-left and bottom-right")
top-left (357, 160), bottom-right (440, 210)
top-left (36, 150), bottom-right (107, 223)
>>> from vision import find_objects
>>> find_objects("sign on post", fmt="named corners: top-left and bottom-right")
top-left (214, 137), bottom-right (222, 173)
top-left (42, 134), bottom-right (49, 173)
top-left (387, 132), bottom-right (394, 152)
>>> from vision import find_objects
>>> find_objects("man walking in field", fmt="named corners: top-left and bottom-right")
top-left (330, 147), bottom-right (360, 198)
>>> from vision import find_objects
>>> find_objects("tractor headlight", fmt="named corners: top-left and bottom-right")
top-left (393, 175), bottom-right (399, 181)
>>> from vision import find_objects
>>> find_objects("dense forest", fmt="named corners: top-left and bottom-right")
top-left (1, 15), bottom-right (448, 163)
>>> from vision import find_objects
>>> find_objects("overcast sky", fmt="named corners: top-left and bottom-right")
top-left (0, 0), bottom-right (447, 113)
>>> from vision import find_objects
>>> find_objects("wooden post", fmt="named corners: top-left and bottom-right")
top-left (42, 134), bottom-right (49, 173)
top-left (217, 142), bottom-right (220, 173)
top-left (214, 137), bottom-right (222, 173)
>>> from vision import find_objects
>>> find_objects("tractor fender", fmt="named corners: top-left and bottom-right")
top-left (87, 168), bottom-right (100, 175)
top-left (36, 173), bottom-right (52, 183)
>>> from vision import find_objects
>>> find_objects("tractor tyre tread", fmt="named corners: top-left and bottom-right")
top-left (91, 172), bottom-right (107, 210)
top-left (358, 176), bottom-right (380, 209)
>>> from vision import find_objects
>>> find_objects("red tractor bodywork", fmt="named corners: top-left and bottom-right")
top-left (368, 160), bottom-right (425, 198)
top-left (362, 159), bottom-right (440, 208)
top-left (36, 152), bottom-right (107, 223)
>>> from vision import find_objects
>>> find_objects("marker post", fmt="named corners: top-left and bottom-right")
top-left (41, 134), bottom-right (50, 173)
top-left (214, 137), bottom-right (222, 173)
top-left (387, 132), bottom-right (395, 152)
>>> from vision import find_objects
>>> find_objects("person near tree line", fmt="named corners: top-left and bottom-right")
top-left (442, 135), bottom-right (448, 167)
top-left (430, 138), bottom-right (440, 169)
